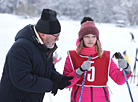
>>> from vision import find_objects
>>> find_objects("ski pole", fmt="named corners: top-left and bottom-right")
top-left (130, 48), bottom-right (137, 84)
top-left (113, 52), bottom-right (134, 102)
top-left (122, 68), bottom-right (134, 102)
top-left (79, 55), bottom-right (92, 102)
top-left (48, 93), bottom-right (53, 102)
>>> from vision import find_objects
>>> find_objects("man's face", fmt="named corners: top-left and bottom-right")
top-left (43, 33), bottom-right (60, 49)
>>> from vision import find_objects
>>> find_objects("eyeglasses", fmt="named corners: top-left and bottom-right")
top-left (52, 34), bottom-right (60, 40)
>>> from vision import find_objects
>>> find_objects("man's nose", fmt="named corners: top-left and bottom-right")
top-left (56, 37), bottom-right (59, 41)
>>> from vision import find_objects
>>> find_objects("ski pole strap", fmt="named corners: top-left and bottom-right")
top-left (124, 63), bottom-right (129, 69)
top-left (80, 66), bottom-right (86, 72)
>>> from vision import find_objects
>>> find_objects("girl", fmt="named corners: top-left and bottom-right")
top-left (63, 18), bottom-right (132, 102)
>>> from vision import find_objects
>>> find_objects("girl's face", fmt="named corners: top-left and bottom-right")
top-left (83, 34), bottom-right (97, 48)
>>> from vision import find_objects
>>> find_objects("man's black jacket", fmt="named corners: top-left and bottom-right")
top-left (0, 25), bottom-right (63, 102)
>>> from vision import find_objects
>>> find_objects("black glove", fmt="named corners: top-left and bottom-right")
top-left (51, 76), bottom-right (73, 96)
top-left (112, 52), bottom-right (123, 59)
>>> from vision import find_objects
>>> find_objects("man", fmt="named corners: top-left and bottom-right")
top-left (0, 9), bottom-right (73, 102)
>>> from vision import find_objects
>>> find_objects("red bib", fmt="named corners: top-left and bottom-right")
top-left (68, 50), bottom-right (110, 87)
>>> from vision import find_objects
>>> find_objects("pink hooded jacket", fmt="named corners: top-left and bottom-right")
top-left (63, 46), bottom-right (132, 102)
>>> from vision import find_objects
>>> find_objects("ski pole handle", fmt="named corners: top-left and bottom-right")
top-left (88, 55), bottom-right (92, 61)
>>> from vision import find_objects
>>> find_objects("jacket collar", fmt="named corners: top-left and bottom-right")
top-left (33, 25), bottom-right (44, 44)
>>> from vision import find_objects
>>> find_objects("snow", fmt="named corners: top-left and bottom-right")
top-left (0, 13), bottom-right (138, 102)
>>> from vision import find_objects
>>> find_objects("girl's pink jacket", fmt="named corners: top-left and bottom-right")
top-left (63, 55), bottom-right (132, 102)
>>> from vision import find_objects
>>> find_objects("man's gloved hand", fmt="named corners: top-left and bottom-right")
top-left (113, 52), bottom-right (131, 74)
top-left (51, 76), bottom-right (73, 96)
top-left (76, 61), bottom-right (91, 77)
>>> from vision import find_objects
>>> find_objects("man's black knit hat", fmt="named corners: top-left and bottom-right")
top-left (35, 9), bottom-right (61, 34)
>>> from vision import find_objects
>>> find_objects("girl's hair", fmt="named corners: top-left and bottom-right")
top-left (77, 39), bottom-right (102, 57)
top-left (95, 40), bottom-right (102, 57)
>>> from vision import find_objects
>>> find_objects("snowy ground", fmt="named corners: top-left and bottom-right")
top-left (0, 13), bottom-right (138, 102)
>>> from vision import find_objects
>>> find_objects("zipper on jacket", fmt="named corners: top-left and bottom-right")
top-left (39, 44), bottom-right (57, 102)
top-left (103, 87), bottom-right (110, 102)
top-left (90, 87), bottom-right (93, 102)
top-left (74, 86), bottom-right (79, 102)
top-left (47, 45), bottom-right (57, 64)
